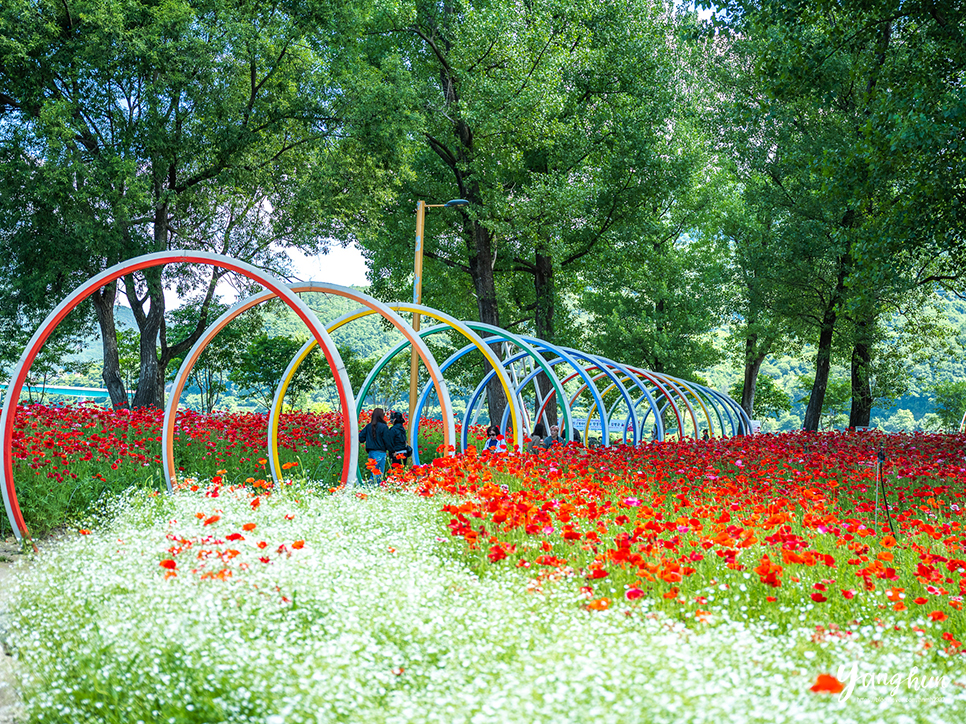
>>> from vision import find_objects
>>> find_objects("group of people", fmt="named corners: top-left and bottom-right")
top-left (486, 422), bottom-right (581, 454)
top-left (359, 410), bottom-right (599, 485)
top-left (357, 407), bottom-right (412, 485)
top-left (526, 422), bottom-right (580, 452)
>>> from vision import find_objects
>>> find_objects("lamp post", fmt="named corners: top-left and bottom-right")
top-left (409, 199), bottom-right (469, 428)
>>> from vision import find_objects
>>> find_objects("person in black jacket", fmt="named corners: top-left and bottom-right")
top-left (388, 411), bottom-right (411, 466)
top-left (358, 407), bottom-right (392, 484)
top-left (529, 422), bottom-right (548, 453)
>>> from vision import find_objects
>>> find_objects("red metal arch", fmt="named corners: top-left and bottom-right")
top-left (1, 251), bottom-right (356, 543)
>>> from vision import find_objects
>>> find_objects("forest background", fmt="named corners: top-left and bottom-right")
top-left (1, 0), bottom-right (964, 433)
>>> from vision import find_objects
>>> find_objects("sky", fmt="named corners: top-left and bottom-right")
top-left (140, 242), bottom-right (371, 311)
top-left (286, 243), bottom-right (370, 287)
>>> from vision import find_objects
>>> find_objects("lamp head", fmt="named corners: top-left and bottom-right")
top-left (444, 199), bottom-right (470, 207)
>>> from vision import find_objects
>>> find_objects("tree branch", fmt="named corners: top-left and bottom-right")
top-left (424, 249), bottom-right (470, 273)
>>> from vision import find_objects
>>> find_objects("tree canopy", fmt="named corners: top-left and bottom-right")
top-left (1, 0), bottom-right (963, 429)
top-left (0, 0), bottom-right (393, 407)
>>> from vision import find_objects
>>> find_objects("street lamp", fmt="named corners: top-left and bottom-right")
top-left (409, 199), bottom-right (469, 427)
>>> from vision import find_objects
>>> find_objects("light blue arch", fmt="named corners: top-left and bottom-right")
top-left (358, 322), bottom-right (564, 465)
top-left (505, 343), bottom-right (660, 446)
top-left (551, 362), bottom-right (683, 444)
top-left (468, 346), bottom-right (612, 446)
top-left (557, 348), bottom-right (670, 446)
top-left (408, 345), bottom-right (572, 452)
top-left (638, 372), bottom-right (702, 439)
top-left (576, 356), bottom-right (670, 445)
top-left (408, 343), bottom-right (572, 452)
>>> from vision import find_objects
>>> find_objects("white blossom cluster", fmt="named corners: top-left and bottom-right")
top-left (3, 485), bottom-right (963, 723)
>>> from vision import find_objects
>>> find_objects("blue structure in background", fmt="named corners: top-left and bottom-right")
top-left (0, 384), bottom-right (122, 405)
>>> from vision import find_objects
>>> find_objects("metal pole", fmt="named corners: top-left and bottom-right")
top-left (878, 443), bottom-right (897, 537)
top-left (874, 455), bottom-right (880, 533)
top-left (408, 200), bottom-right (427, 427)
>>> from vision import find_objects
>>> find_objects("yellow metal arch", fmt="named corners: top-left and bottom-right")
top-left (272, 304), bottom-right (524, 456)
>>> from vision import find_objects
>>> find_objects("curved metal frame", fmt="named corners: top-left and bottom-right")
top-left (470, 348), bottom-right (612, 446)
top-left (2, 252), bottom-right (750, 543)
top-left (355, 311), bottom-right (529, 464)
top-left (165, 284), bottom-right (454, 490)
top-left (2, 252), bottom-right (354, 543)
top-left (421, 342), bottom-right (594, 451)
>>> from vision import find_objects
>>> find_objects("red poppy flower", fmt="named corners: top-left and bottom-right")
top-left (810, 674), bottom-right (844, 694)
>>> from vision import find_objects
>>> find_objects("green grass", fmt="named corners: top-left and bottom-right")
top-left (5, 483), bottom-right (964, 723)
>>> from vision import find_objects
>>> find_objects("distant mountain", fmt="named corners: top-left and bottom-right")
top-left (72, 306), bottom-right (137, 364)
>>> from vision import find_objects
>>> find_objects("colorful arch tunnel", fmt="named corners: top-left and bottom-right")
top-left (1, 252), bottom-right (750, 542)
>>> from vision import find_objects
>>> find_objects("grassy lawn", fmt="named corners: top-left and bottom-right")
top-left (2, 408), bottom-right (964, 722)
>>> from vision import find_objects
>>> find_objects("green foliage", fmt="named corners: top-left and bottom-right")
top-left (875, 408), bottom-right (918, 433)
top-left (166, 301), bottom-right (262, 413)
top-left (729, 375), bottom-right (791, 421)
top-left (261, 293), bottom-right (394, 363)
top-left (116, 329), bottom-right (142, 394)
top-left (579, 225), bottom-right (732, 378)
top-left (931, 380), bottom-right (966, 432)
top-left (0, 301), bottom-right (98, 404)
top-left (0, 0), bottom-right (393, 406)
top-left (228, 335), bottom-right (329, 411)
top-left (700, 0), bottom-right (966, 430)
top-left (344, 0), bottom-right (711, 358)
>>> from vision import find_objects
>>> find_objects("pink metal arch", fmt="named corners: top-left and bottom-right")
top-left (1, 251), bottom-right (355, 543)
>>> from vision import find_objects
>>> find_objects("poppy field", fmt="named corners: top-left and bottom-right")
top-left (2, 403), bottom-right (483, 538)
top-left (413, 430), bottom-right (966, 649)
top-left (2, 406), bottom-right (966, 722)
top-left (4, 403), bottom-right (347, 537)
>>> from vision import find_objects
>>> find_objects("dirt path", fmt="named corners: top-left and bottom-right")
top-left (0, 537), bottom-right (25, 724)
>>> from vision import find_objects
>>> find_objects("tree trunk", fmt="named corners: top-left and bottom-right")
top-left (129, 271), bottom-right (165, 409)
top-left (651, 297), bottom-right (667, 374)
top-left (126, 199), bottom-right (172, 409)
top-left (803, 258), bottom-right (849, 431)
top-left (466, 219), bottom-right (506, 426)
top-left (90, 281), bottom-right (128, 408)
top-left (124, 246), bottom-right (167, 409)
top-left (802, 316), bottom-right (835, 431)
top-left (157, 266), bottom-right (221, 406)
top-left (534, 247), bottom-right (557, 428)
top-left (741, 333), bottom-right (767, 421)
top-left (848, 318), bottom-right (874, 428)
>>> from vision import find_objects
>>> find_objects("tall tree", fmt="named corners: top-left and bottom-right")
top-left (0, 0), bottom-right (386, 408)
top-left (702, 0), bottom-right (966, 429)
top-left (349, 0), bottom-right (697, 420)
top-left (717, 194), bottom-right (791, 421)
top-left (577, 177), bottom-right (732, 379)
